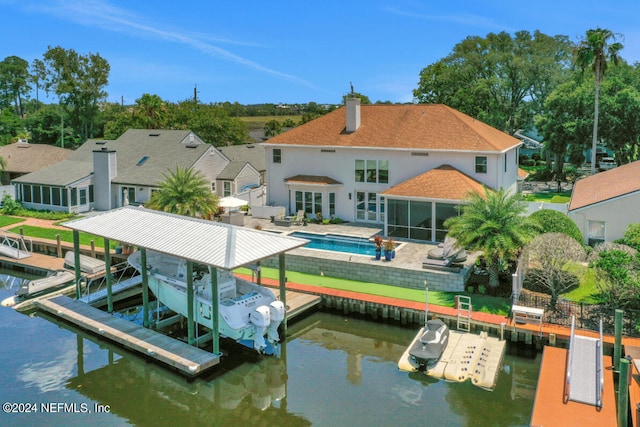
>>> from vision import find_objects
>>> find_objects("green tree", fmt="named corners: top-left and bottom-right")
top-left (535, 75), bottom-right (593, 176)
top-left (592, 249), bottom-right (640, 310)
top-left (574, 28), bottom-right (624, 175)
top-left (529, 209), bottom-right (583, 243)
top-left (134, 93), bottom-right (167, 129)
top-left (263, 119), bottom-right (283, 138)
top-left (35, 46), bottom-right (110, 142)
top-left (414, 30), bottom-right (572, 134)
top-left (444, 188), bottom-right (539, 287)
top-left (0, 56), bottom-right (31, 116)
top-left (145, 166), bottom-right (218, 219)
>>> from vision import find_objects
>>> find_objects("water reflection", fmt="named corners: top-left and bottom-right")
top-left (1, 275), bottom-right (539, 427)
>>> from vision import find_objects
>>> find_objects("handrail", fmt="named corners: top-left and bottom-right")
top-left (564, 315), bottom-right (576, 402)
top-left (596, 318), bottom-right (604, 408)
top-left (0, 230), bottom-right (33, 255)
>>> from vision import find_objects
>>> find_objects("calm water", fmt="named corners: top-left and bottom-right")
top-left (0, 270), bottom-right (540, 427)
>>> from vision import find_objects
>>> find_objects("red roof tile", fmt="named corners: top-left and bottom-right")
top-left (380, 165), bottom-right (487, 200)
top-left (265, 104), bottom-right (520, 152)
top-left (569, 160), bottom-right (640, 211)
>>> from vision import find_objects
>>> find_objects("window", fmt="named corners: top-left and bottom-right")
top-left (587, 220), bottom-right (605, 246)
top-left (89, 185), bottom-right (94, 203)
top-left (43, 186), bottom-right (51, 205)
top-left (223, 181), bottom-right (232, 197)
top-left (273, 148), bottom-right (281, 164)
top-left (32, 185), bottom-right (42, 204)
top-left (52, 188), bottom-right (61, 206)
top-left (211, 182), bottom-right (216, 192)
top-left (70, 188), bottom-right (78, 207)
top-left (475, 156), bottom-right (487, 174)
top-left (295, 190), bottom-right (323, 216)
top-left (355, 160), bottom-right (365, 182)
top-left (329, 193), bottom-right (335, 217)
top-left (504, 153), bottom-right (508, 172)
top-left (23, 184), bottom-right (31, 203)
top-left (355, 159), bottom-right (389, 184)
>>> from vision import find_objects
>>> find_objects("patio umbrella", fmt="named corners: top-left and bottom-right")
top-left (218, 196), bottom-right (249, 208)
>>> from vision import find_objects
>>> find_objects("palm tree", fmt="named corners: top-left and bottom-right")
top-left (444, 187), bottom-right (539, 288)
top-left (145, 166), bottom-right (218, 219)
top-left (574, 28), bottom-right (623, 175)
top-left (134, 93), bottom-right (167, 129)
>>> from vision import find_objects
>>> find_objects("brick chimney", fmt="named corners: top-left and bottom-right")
top-left (346, 97), bottom-right (361, 132)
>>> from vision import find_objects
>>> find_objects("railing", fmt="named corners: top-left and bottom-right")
top-left (0, 230), bottom-right (33, 255)
top-left (564, 315), bottom-right (575, 403)
top-left (596, 318), bottom-right (604, 408)
top-left (513, 292), bottom-right (640, 337)
top-left (82, 261), bottom-right (136, 298)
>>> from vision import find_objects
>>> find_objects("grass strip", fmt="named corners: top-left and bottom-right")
top-left (235, 266), bottom-right (510, 316)
top-left (7, 225), bottom-right (107, 248)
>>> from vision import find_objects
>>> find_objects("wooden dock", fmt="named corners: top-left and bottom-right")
top-left (36, 295), bottom-right (220, 376)
top-left (530, 346), bottom-right (616, 427)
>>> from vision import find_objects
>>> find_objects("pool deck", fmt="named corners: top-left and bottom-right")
top-left (246, 217), bottom-right (478, 273)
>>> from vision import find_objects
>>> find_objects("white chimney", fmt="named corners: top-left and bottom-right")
top-left (346, 98), bottom-right (361, 132)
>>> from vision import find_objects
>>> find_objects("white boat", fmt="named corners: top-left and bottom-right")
top-left (127, 250), bottom-right (285, 354)
top-left (15, 270), bottom-right (75, 297)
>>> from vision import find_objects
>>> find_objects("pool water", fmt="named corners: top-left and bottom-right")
top-left (289, 231), bottom-right (383, 256)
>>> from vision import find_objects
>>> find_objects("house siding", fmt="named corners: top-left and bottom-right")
top-left (267, 146), bottom-right (518, 222)
top-left (569, 192), bottom-right (640, 244)
top-left (235, 164), bottom-right (261, 193)
top-left (193, 147), bottom-right (230, 197)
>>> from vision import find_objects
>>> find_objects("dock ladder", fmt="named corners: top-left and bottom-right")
top-left (456, 295), bottom-right (472, 331)
top-left (0, 230), bottom-right (32, 259)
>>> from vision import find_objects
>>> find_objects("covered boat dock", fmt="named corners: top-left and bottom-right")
top-left (44, 207), bottom-right (308, 375)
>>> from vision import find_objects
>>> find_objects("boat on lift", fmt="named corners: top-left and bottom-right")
top-left (127, 250), bottom-right (285, 354)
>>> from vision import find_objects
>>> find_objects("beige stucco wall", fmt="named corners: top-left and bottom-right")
top-left (568, 192), bottom-right (640, 244)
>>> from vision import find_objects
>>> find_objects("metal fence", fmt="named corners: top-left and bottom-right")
top-left (514, 292), bottom-right (640, 337)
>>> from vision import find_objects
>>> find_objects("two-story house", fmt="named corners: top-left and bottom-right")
top-left (263, 99), bottom-right (522, 242)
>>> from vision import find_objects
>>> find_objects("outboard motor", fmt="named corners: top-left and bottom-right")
top-left (267, 300), bottom-right (285, 344)
top-left (249, 305), bottom-right (271, 352)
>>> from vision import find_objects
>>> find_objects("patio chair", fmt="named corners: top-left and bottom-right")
top-left (293, 210), bottom-right (305, 225)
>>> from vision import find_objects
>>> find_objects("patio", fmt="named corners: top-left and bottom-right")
top-left (244, 215), bottom-right (478, 292)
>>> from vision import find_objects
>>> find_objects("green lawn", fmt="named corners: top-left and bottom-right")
top-left (0, 216), bottom-right (26, 228)
top-left (235, 266), bottom-right (511, 316)
top-left (562, 262), bottom-right (603, 304)
top-left (522, 191), bottom-right (571, 204)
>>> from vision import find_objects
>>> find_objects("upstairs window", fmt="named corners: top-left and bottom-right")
top-left (355, 159), bottom-right (389, 184)
top-left (273, 149), bottom-right (282, 164)
top-left (475, 156), bottom-right (487, 174)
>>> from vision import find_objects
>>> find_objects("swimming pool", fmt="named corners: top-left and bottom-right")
top-left (289, 231), bottom-right (382, 256)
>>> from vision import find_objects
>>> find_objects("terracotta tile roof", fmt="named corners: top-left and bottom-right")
top-left (380, 165), bottom-right (487, 200)
top-left (569, 160), bottom-right (640, 211)
top-left (285, 175), bottom-right (343, 185)
top-left (265, 104), bottom-right (520, 152)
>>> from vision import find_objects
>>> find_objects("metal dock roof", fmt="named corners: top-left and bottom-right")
top-left (62, 207), bottom-right (308, 270)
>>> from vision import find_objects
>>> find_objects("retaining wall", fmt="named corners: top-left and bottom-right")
top-left (262, 251), bottom-right (472, 292)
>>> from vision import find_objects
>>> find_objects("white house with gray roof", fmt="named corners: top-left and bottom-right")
top-left (12, 129), bottom-right (260, 213)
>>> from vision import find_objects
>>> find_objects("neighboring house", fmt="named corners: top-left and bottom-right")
top-left (217, 143), bottom-right (265, 193)
top-left (263, 99), bottom-right (522, 242)
top-left (11, 129), bottom-right (235, 213)
top-left (568, 160), bottom-right (640, 245)
top-left (0, 140), bottom-right (73, 186)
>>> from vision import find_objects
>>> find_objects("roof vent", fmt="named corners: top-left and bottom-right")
top-left (96, 140), bottom-right (107, 145)
top-left (186, 144), bottom-right (198, 148)
top-left (149, 132), bottom-right (161, 137)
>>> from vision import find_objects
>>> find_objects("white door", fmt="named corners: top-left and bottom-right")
top-left (78, 187), bottom-right (90, 213)
top-left (355, 191), bottom-right (381, 223)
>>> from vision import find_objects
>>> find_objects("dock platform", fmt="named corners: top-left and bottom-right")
top-left (398, 329), bottom-right (506, 391)
top-left (36, 295), bottom-right (220, 376)
top-left (531, 346), bottom-right (616, 427)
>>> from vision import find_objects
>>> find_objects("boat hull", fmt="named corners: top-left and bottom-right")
top-left (15, 270), bottom-right (75, 297)
top-left (128, 251), bottom-right (284, 354)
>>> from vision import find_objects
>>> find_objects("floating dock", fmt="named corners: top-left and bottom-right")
top-left (398, 329), bottom-right (506, 391)
top-left (36, 295), bottom-right (221, 376)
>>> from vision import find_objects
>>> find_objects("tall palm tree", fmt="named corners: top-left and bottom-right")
top-left (444, 187), bottom-right (539, 288)
top-left (145, 166), bottom-right (218, 219)
top-left (574, 28), bottom-right (623, 175)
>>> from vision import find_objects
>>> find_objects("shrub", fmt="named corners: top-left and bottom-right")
top-left (616, 222), bottom-right (640, 251)
top-left (529, 209), bottom-right (583, 243)
top-left (1, 195), bottom-right (22, 215)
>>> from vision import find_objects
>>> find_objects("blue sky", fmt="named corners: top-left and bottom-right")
top-left (3, 0), bottom-right (640, 105)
